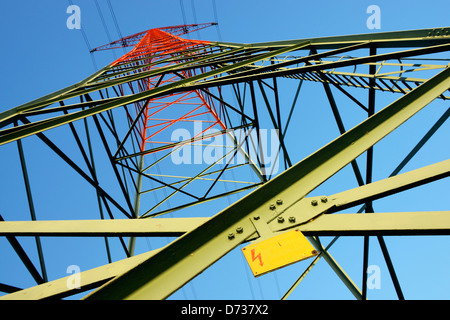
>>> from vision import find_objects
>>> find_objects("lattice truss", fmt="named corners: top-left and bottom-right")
top-left (0, 24), bottom-right (449, 299)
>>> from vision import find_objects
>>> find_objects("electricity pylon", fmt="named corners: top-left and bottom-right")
top-left (1, 24), bottom-right (450, 300)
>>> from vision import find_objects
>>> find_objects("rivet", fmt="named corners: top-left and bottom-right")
top-left (253, 216), bottom-right (260, 220)
top-left (320, 196), bottom-right (328, 203)
top-left (288, 216), bottom-right (296, 223)
top-left (269, 204), bottom-right (276, 210)
top-left (276, 199), bottom-right (283, 205)
top-left (311, 199), bottom-right (318, 206)
top-left (277, 216), bottom-right (285, 223)
top-left (228, 233), bottom-right (235, 240)
top-left (236, 226), bottom-right (243, 234)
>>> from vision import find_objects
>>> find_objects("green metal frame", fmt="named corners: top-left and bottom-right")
top-left (0, 26), bottom-right (449, 300)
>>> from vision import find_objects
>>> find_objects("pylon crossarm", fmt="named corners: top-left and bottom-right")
top-left (214, 26), bottom-right (450, 49)
top-left (193, 44), bottom-right (450, 90)
top-left (3, 36), bottom-right (449, 147)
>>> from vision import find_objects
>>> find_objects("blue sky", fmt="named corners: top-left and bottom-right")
top-left (0, 0), bottom-right (449, 300)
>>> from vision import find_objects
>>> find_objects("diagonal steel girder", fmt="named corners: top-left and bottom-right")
top-left (82, 60), bottom-right (450, 299)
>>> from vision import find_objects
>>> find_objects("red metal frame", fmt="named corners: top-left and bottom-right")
top-left (99, 24), bottom-right (226, 155)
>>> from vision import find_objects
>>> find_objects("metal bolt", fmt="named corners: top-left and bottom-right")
top-left (311, 199), bottom-right (318, 206)
top-left (253, 215), bottom-right (260, 220)
top-left (269, 204), bottom-right (276, 210)
top-left (320, 196), bottom-right (328, 203)
top-left (276, 199), bottom-right (283, 205)
top-left (236, 226), bottom-right (243, 234)
top-left (288, 216), bottom-right (296, 223)
top-left (228, 233), bottom-right (235, 240)
top-left (277, 216), bottom-right (285, 223)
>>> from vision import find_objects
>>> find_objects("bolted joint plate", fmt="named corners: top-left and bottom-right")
top-left (268, 196), bottom-right (336, 233)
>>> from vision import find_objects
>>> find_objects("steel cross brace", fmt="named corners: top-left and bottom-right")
top-left (1, 159), bottom-right (448, 299)
top-left (2, 159), bottom-right (448, 238)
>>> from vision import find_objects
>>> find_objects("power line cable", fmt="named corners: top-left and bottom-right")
top-left (212, 0), bottom-right (222, 41)
top-left (106, 0), bottom-right (127, 54)
top-left (67, 0), bottom-right (98, 70)
top-left (179, 0), bottom-right (190, 39)
top-left (94, 0), bottom-right (117, 60)
top-left (190, 0), bottom-right (201, 40)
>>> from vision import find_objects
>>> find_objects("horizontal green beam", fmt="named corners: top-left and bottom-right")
top-left (213, 26), bottom-right (450, 49)
top-left (301, 211), bottom-right (450, 236)
top-left (0, 218), bottom-right (208, 237)
top-left (195, 43), bottom-right (450, 90)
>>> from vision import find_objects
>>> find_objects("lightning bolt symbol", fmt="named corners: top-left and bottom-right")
top-left (251, 248), bottom-right (263, 266)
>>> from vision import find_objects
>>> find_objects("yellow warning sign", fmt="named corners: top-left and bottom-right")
top-left (242, 229), bottom-right (318, 277)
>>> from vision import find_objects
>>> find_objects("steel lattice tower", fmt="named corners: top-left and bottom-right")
top-left (1, 23), bottom-right (450, 300)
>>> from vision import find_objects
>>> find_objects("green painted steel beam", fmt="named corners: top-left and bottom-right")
top-left (0, 217), bottom-right (208, 237)
top-left (301, 211), bottom-right (450, 236)
top-left (0, 248), bottom-right (162, 300)
top-left (196, 43), bottom-right (450, 90)
top-left (83, 59), bottom-right (450, 300)
top-left (213, 26), bottom-right (450, 49)
top-left (329, 160), bottom-right (450, 213)
top-left (307, 236), bottom-right (362, 299)
top-left (270, 159), bottom-right (450, 231)
top-left (0, 66), bottom-right (111, 126)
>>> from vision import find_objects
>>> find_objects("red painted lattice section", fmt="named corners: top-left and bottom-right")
top-left (96, 24), bottom-right (226, 154)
